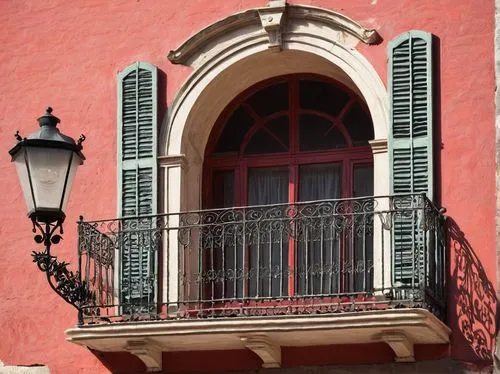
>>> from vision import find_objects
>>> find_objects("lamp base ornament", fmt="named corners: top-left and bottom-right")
top-left (31, 219), bottom-right (94, 325)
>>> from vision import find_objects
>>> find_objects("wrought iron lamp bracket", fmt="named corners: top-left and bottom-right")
top-left (31, 218), bottom-right (93, 325)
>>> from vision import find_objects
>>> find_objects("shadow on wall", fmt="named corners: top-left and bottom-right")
top-left (448, 218), bottom-right (496, 363)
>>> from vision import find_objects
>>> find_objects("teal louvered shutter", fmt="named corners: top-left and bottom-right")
top-left (388, 31), bottom-right (433, 289)
top-left (117, 62), bottom-right (158, 312)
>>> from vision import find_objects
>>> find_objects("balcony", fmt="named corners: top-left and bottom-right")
top-left (67, 194), bottom-right (450, 370)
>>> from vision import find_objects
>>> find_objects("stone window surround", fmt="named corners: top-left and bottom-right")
top-left (159, 1), bottom-right (390, 305)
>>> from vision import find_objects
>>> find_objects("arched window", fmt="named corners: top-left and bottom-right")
top-left (203, 74), bottom-right (375, 298)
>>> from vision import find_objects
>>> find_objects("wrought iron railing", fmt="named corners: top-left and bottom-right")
top-left (77, 193), bottom-right (446, 324)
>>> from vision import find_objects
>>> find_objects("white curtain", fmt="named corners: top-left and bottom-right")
top-left (297, 164), bottom-right (341, 295)
top-left (248, 168), bottom-right (288, 205)
top-left (298, 163), bottom-right (341, 202)
top-left (220, 164), bottom-right (373, 299)
top-left (248, 168), bottom-right (289, 297)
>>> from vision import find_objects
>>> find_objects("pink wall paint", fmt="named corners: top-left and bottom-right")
top-left (96, 343), bottom-right (449, 373)
top-left (0, 0), bottom-right (495, 372)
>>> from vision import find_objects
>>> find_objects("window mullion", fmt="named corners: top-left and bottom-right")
top-left (288, 164), bottom-right (298, 296)
top-left (289, 77), bottom-right (299, 156)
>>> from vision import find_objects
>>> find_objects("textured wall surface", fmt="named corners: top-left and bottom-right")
top-left (0, 0), bottom-right (495, 373)
top-left (205, 359), bottom-right (492, 374)
top-left (494, 0), bottom-right (500, 372)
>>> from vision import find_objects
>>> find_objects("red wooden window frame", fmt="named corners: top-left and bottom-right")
top-left (203, 74), bottom-right (374, 297)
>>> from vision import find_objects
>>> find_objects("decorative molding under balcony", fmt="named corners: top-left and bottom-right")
top-left (241, 335), bottom-right (281, 368)
top-left (66, 309), bottom-right (449, 368)
top-left (377, 331), bottom-right (415, 362)
top-left (124, 339), bottom-right (162, 372)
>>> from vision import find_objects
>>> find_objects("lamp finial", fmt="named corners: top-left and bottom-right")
top-left (38, 107), bottom-right (60, 127)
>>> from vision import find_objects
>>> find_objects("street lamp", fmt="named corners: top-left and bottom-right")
top-left (9, 108), bottom-right (92, 323)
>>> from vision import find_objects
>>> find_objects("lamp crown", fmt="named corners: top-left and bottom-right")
top-left (37, 107), bottom-right (61, 128)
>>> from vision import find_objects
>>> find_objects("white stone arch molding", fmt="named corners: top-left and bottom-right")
top-left (159, 2), bottom-right (391, 304)
top-left (163, 3), bottom-right (388, 155)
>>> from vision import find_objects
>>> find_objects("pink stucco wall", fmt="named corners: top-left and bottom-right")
top-left (0, 0), bottom-right (495, 373)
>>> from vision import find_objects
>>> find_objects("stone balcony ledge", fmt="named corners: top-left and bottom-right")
top-left (66, 308), bottom-right (450, 371)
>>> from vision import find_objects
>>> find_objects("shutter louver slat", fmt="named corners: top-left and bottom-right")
top-left (118, 62), bottom-right (158, 312)
top-left (122, 169), bottom-right (137, 217)
top-left (138, 167), bottom-right (153, 215)
top-left (389, 31), bottom-right (433, 291)
top-left (121, 67), bottom-right (155, 161)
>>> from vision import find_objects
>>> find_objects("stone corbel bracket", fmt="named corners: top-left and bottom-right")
top-left (241, 335), bottom-right (281, 368)
top-left (376, 331), bottom-right (415, 362)
top-left (158, 154), bottom-right (186, 168)
top-left (258, 0), bottom-right (286, 51)
top-left (167, 2), bottom-right (381, 66)
top-left (124, 339), bottom-right (162, 372)
top-left (369, 138), bottom-right (388, 155)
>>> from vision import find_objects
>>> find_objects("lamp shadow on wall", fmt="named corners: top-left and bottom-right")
top-left (447, 217), bottom-right (496, 364)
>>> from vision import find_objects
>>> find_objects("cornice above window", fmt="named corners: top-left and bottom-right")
top-left (167, 3), bottom-right (382, 67)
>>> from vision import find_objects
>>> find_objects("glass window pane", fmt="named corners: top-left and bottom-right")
top-left (244, 129), bottom-right (287, 155)
top-left (299, 80), bottom-right (350, 117)
top-left (247, 82), bottom-right (288, 117)
top-left (299, 114), bottom-right (347, 151)
top-left (214, 107), bottom-right (254, 155)
top-left (212, 170), bottom-right (235, 208)
top-left (343, 104), bottom-right (374, 146)
top-left (353, 165), bottom-right (374, 197)
top-left (265, 115), bottom-right (289, 149)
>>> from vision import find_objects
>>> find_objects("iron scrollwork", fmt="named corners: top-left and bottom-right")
top-left (31, 219), bottom-right (94, 324)
top-left (76, 193), bottom-right (446, 324)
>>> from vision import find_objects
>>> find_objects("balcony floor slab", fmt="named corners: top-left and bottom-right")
top-left (66, 308), bottom-right (450, 364)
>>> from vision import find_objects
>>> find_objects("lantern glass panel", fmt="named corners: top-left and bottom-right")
top-left (13, 148), bottom-right (35, 214)
top-left (26, 147), bottom-right (73, 213)
top-left (60, 151), bottom-right (82, 213)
